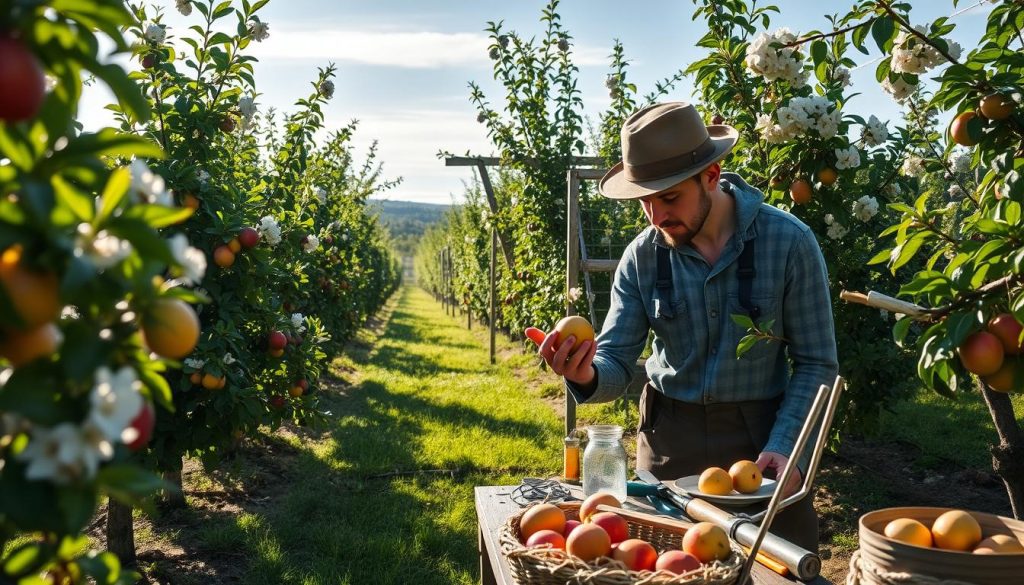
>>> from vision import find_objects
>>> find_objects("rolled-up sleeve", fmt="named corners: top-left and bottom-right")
top-left (566, 245), bottom-right (650, 404)
top-left (764, 228), bottom-right (839, 469)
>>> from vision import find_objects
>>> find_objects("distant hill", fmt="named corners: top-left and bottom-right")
top-left (371, 199), bottom-right (451, 258)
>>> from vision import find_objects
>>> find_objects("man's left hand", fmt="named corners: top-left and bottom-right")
top-left (755, 451), bottom-right (801, 498)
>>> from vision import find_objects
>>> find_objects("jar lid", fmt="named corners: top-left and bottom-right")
top-left (586, 424), bottom-right (623, 438)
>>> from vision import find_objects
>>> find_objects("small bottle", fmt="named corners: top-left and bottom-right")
top-left (563, 434), bottom-right (580, 483)
top-left (582, 424), bottom-right (627, 502)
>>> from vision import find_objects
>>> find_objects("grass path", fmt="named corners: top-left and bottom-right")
top-left (138, 285), bottom-right (569, 584)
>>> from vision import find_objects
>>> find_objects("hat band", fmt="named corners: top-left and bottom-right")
top-left (622, 136), bottom-right (715, 183)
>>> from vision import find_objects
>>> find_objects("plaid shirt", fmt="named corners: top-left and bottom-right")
top-left (569, 172), bottom-right (838, 465)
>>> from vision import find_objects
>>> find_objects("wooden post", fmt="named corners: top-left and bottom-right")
top-left (565, 170), bottom-right (581, 437)
top-left (489, 227), bottom-right (497, 364)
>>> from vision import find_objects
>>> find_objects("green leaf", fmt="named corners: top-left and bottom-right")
top-left (96, 166), bottom-right (130, 224)
top-left (893, 316), bottom-right (912, 348)
top-left (871, 17), bottom-right (896, 52)
top-left (122, 204), bottom-right (193, 229)
top-left (810, 40), bottom-right (827, 67)
top-left (735, 334), bottom-right (759, 358)
top-left (730, 313), bottom-right (754, 328)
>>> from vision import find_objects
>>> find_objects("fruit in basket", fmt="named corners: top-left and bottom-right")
top-left (525, 529), bottom-right (566, 550)
top-left (698, 467), bottom-right (732, 495)
top-left (931, 510), bottom-right (982, 551)
top-left (519, 503), bottom-right (566, 541)
top-left (682, 522), bottom-right (730, 563)
top-left (884, 518), bottom-right (933, 548)
top-left (563, 519), bottom-right (581, 537)
top-left (553, 315), bottom-right (594, 353)
top-left (729, 460), bottom-right (762, 493)
top-left (656, 550), bottom-right (702, 574)
top-left (613, 538), bottom-right (657, 571)
top-left (973, 534), bottom-right (1024, 554)
top-left (566, 523), bottom-right (611, 561)
top-left (589, 512), bottom-right (629, 544)
top-left (580, 491), bottom-right (621, 522)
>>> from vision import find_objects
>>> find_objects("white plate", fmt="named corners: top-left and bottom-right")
top-left (673, 475), bottom-right (777, 505)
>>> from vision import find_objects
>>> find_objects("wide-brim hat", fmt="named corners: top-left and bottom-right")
top-left (599, 102), bottom-right (739, 200)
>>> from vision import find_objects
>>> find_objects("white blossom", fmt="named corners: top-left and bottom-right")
top-left (949, 184), bottom-right (965, 199)
top-left (196, 169), bottom-right (211, 184)
top-left (745, 28), bottom-right (806, 86)
top-left (222, 353), bottom-right (237, 365)
top-left (302, 234), bottom-right (319, 253)
top-left (568, 287), bottom-right (582, 302)
top-left (175, 0), bottom-right (191, 16)
top-left (860, 115), bottom-right (889, 147)
top-left (88, 366), bottom-right (143, 443)
top-left (167, 234), bottom-right (207, 285)
top-left (258, 215), bottom-right (282, 247)
top-left (315, 187), bottom-right (327, 204)
top-left (882, 183), bottom-right (902, 198)
top-left (75, 224), bottom-right (132, 269)
top-left (129, 160), bottom-right (172, 206)
top-left (184, 357), bottom-right (205, 370)
top-left (604, 75), bottom-right (618, 90)
top-left (824, 213), bottom-right (835, 225)
top-left (247, 17), bottom-right (269, 42)
top-left (901, 155), bottom-right (925, 177)
top-left (881, 75), bottom-right (916, 103)
top-left (834, 67), bottom-right (851, 88)
top-left (814, 110), bottom-right (840, 139)
top-left (826, 222), bottom-right (848, 240)
top-left (144, 24), bottom-right (166, 44)
top-left (319, 79), bottom-right (335, 99)
top-left (950, 151), bottom-right (972, 174)
top-left (834, 146), bottom-right (861, 171)
top-left (853, 195), bottom-right (879, 222)
top-left (291, 313), bottom-right (307, 332)
top-left (238, 96), bottom-right (257, 119)
top-left (18, 423), bottom-right (101, 484)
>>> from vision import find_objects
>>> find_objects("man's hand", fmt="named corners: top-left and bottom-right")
top-left (535, 329), bottom-right (597, 386)
top-left (755, 451), bottom-right (802, 498)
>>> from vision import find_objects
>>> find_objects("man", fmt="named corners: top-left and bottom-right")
top-left (538, 102), bottom-right (838, 550)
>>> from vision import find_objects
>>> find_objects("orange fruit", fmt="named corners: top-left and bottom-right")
top-left (182, 193), bottom-right (200, 210)
top-left (682, 522), bottom-right (731, 563)
top-left (579, 491), bottom-right (621, 522)
top-left (0, 246), bottom-right (60, 331)
top-left (931, 510), bottom-right (982, 551)
top-left (884, 518), bottom-right (933, 548)
top-left (973, 534), bottom-right (1024, 554)
top-left (958, 331), bottom-right (1005, 376)
top-left (288, 385), bottom-right (304, 397)
top-left (189, 372), bottom-right (202, 385)
top-left (817, 168), bottom-right (838, 186)
top-left (0, 322), bottom-right (61, 366)
top-left (565, 523), bottom-right (611, 561)
top-left (698, 467), bottom-right (732, 495)
top-left (553, 315), bottom-right (595, 353)
top-left (979, 94), bottom-right (1014, 121)
top-left (142, 298), bottom-right (200, 359)
top-left (519, 503), bottom-right (566, 541)
top-left (213, 246), bottom-right (235, 268)
top-left (789, 179), bottom-right (812, 205)
top-left (227, 238), bottom-right (241, 253)
top-left (201, 373), bottom-right (221, 390)
top-left (729, 460), bottom-right (763, 494)
top-left (950, 111), bottom-right (979, 146)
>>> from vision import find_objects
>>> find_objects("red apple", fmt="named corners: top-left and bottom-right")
top-left (525, 529), bottom-right (566, 550)
top-left (0, 37), bottom-right (46, 122)
top-left (988, 313), bottom-right (1024, 355)
top-left (238, 227), bottom-right (260, 248)
top-left (589, 511), bottom-right (629, 544)
top-left (613, 538), bottom-right (658, 571)
top-left (297, 379), bottom-right (309, 390)
top-left (563, 519), bottom-right (581, 537)
top-left (656, 550), bottom-right (701, 574)
top-left (268, 330), bottom-right (287, 350)
top-left (124, 401), bottom-right (155, 451)
top-left (269, 395), bottom-right (286, 409)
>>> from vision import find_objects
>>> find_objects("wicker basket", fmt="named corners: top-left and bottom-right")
top-left (499, 501), bottom-right (746, 585)
top-left (848, 507), bottom-right (1024, 585)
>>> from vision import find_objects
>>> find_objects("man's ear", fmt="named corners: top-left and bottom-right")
top-left (702, 163), bottom-right (721, 189)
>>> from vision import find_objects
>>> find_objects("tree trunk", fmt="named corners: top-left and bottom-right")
top-left (161, 456), bottom-right (186, 508)
top-left (105, 498), bottom-right (136, 567)
top-left (979, 383), bottom-right (1024, 519)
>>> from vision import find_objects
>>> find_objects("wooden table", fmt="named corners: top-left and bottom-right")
top-left (475, 484), bottom-right (833, 585)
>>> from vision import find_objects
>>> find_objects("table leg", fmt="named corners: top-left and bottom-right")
top-left (479, 524), bottom-right (498, 585)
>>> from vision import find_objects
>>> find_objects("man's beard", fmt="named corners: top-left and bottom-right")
top-left (658, 185), bottom-right (711, 250)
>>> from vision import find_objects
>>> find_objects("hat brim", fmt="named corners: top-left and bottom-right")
top-left (598, 125), bottom-right (740, 200)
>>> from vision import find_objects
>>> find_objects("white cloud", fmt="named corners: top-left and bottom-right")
top-left (248, 29), bottom-right (490, 68)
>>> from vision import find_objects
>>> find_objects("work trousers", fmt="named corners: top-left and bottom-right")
top-left (636, 384), bottom-right (819, 551)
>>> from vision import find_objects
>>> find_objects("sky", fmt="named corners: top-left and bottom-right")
top-left (78, 0), bottom-right (994, 205)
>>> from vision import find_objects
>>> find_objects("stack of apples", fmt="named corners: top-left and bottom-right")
top-left (517, 492), bottom-right (732, 575)
top-left (884, 509), bottom-right (1024, 554)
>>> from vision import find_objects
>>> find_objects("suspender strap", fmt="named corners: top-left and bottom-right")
top-left (655, 245), bottom-right (674, 319)
top-left (737, 239), bottom-right (761, 320)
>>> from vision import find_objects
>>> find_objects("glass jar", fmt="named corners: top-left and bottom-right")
top-left (582, 424), bottom-right (627, 501)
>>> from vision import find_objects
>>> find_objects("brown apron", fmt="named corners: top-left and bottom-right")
top-left (636, 384), bottom-right (819, 551)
